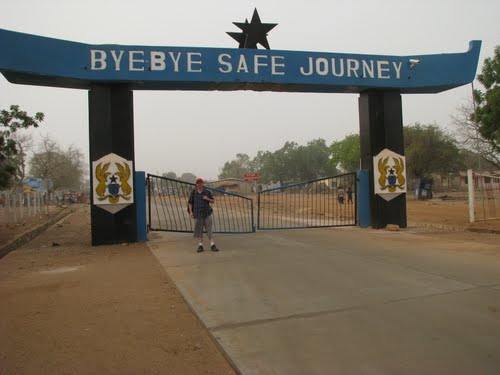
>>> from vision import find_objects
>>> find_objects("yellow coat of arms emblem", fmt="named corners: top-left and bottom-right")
top-left (95, 161), bottom-right (133, 203)
top-left (92, 153), bottom-right (134, 213)
top-left (373, 149), bottom-right (407, 201)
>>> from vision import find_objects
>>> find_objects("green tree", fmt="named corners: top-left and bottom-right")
top-left (329, 133), bottom-right (360, 172)
top-left (29, 136), bottom-right (86, 191)
top-left (218, 153), bottom-right (253, 179)
top-left (226, 139), bottom-right (337, 185)
top-left (8, 132), bottom-right (34, 189)
top-left (473, 46), bottom-right (499, 153)
top-left (0, 105), bottom-right (44, 188)
top-left (252, 150), bottom-right (275, 184)
top-left (266, 141), bottom-right (298, 184)
top-left (179, 172), bottom-right (197, 183)
top-left (404, 123), bottom-right (462, 179)
top-left (293, 139), bottom-right (337, 182)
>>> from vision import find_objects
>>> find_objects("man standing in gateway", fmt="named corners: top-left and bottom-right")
top-left (188, 178), bottom-right (219, 253)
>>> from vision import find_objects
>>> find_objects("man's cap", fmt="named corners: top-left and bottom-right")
top-left (196, 178), bottom-right (204, 183)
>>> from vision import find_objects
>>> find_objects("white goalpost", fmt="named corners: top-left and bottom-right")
top-left (467, 169), bottom-right (500, 223)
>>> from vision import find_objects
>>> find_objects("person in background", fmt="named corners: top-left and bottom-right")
top-left (337, 186), bottom-right (345, 205)
top-left (346, 186), bottom-right (353, 204)
top-left (187, 178), bottom-right (219, 253)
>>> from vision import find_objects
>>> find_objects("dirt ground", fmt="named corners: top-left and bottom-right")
top-left (403, 198), bottom-right (500, 247)
top-left (0, 205), bottom-right (237, 375)
top-left (408, 198), bottom-right (470, 227)
top-left (1, 198), bottom-right (499, 374)
top-left (0, 205), bottom-right (70, 247)
top-left (406, 197), bottom-right (500, 232)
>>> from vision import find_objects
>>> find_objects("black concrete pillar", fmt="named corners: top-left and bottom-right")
top-left (88, 84), bottom-right (137, 245)
top-left (359, 91), bottom-right (407, 229)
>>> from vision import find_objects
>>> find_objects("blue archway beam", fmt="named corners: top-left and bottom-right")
top-left (0, 29), bottom-right (481, 94)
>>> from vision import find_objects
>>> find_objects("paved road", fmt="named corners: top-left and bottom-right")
top-left (148, 227), bottom-right (500, 375)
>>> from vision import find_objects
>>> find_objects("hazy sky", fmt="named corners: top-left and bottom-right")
top-left (1, 0), bottom-right (498, 180)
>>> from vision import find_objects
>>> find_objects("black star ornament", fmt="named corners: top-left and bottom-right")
top-left (227, 19), bottom-right (248, 48)
top-left (228, 9), bottom-right (277, 49)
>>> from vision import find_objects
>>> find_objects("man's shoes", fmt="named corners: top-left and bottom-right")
top-left (210, 244), bottom-right (219, 252)
top-left (197, 245), bottom-right (204, 253)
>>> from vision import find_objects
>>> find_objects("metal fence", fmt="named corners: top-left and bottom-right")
top-left (468, 169), bottom-right (500, 222)
top-left (1, 191), bottom-right (50, 224)
top-left (257, 173), bottom-right (357, 230)
top-left (147, 174), bottom-right (255, 233)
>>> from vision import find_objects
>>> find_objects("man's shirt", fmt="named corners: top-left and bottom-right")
top-left (189, 188), bottom-right (214, 218)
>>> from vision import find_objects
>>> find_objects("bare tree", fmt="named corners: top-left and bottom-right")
top-left (162, 171), bottom-right (177, 179)
top-left (450, 99), bottom-right (500, 169)
top-left (28, 135), bottom-right (87, 191)
top-left (8, 132), bottom-right (34, 191)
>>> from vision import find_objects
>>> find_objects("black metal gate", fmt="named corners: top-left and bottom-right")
top-left (257, 173), bottom-right (357, 230)
top-left (147, 174), bottom-right (255, 233)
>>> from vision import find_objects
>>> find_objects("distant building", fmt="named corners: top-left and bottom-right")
top-left (208, 178), bottom-right (253, 195)
top-left (432, 170), bottom-right (500, 193)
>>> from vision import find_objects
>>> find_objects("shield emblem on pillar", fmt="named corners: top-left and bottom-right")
top-left (373, 149), bottom-right (407, 201)
top-left (92, 153), bottom-right (134, 213)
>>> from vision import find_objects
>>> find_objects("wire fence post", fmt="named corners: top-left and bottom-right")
top-left (257, 192), bottom-right (261, 230)
top-left (27, 192), bottom-right (31, 216)
top-left (467, 169), bottom-right (475, 223)
top-left (18, 193), bottom-right (23, 220)
top-left (5, 193), bottom-right (10, 224)
top-left (12, 194), bottom-right (17, 223)
top-left (147, 174), bottom-right (152, 232)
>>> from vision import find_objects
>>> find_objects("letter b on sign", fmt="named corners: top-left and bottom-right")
top-left (91, 50), bottom-right (107, 70)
